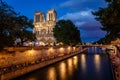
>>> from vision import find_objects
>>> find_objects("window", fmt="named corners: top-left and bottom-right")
top-left (35, 15), bottom-right (40, 22)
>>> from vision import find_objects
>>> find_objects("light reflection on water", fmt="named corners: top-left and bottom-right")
top-left (94, 54), bottom-right (101, 72)
top-left (28, 78), bottom-right (36, 80)
top-left (23, 77), bottom-right (37, 80)
top-left (81, 54), bottom-right (86, 73)
top-left (47, 67), bottom-right (56, 80)
top-left (67, 58), bottom-right (73, 76)
top-left (59, 62), bottom-right (67, 80)
top-left (14, 48), bottom-right (113, 80)
top-left (73, 56), bottom-right (78, 69)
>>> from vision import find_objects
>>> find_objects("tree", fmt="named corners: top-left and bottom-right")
top-left (53, 20), bottom-right (81, 45)
top-left (92, 0), bottom-right (120, 43)
top-left (13, 16), bottom-right (35, 45)
top-left (0, 0), bottom-right (17, 49)
top-left (0, 0), bottom-right (35, 49)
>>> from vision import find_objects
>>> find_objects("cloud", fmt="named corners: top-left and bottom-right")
top-left (60, 10), bottom-right (93, 21)
top-left (60, 0), bottom-right (82, 8)
top-left (59, 9), bottom-right (101, 31)
top-left (59, 0), bottom-right (106, 10)
top-left (59, 9), bottom-right (106, 42)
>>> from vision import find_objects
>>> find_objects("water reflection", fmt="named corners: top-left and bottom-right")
top-left (73, 56), bottom-right (78, 69)
top-left (81, 54), bottom-right (86, 72)
top-left (28, 77), bottom-right (36, 80)
top-left (23, 77), bottom-right (36, 80)
top-left (59, 62), bottom-right (66, 80)
top-left (67, 58), bottom-right (73, 76)
top-left (94, 54), bottom-right (101, 72)
top-left (14, 49), bottom-right (113, 80)
top-left (47, 67), bottom-right (56, 80)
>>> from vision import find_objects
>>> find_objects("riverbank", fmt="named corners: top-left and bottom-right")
top-left (0, 46), bottom-right (86, 80)
top-left (109, 51), bottom-right (120, 80)
top-left (13, 47), bottom-right (114, 80)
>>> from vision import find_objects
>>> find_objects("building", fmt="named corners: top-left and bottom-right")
top-left (34, 9), bottom-right (57, 46)
top-left (111, 38), bottom-right (120, 45)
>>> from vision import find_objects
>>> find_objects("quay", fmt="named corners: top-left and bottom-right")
top-left (108, 46), bottom-right (120, 80)
top-left (1, 44), bottom-right (120, 80)
top-left (0, 46), bottom-right (86, 80)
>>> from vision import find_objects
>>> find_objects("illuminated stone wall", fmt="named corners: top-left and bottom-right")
top-left (0, 46), bottom-right (80, 68)
top-left (0, 46), bottom-right (83, 80)
top-left (34, 9), bottom-right (57, 45)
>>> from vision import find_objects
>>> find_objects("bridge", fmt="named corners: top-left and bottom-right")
top-left (78, 44), bottom-right (111, 54)
top-left (80, 44), bottom-right (110, 48)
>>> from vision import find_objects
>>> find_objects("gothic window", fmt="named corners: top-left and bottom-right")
top-left (35, 15), bottom-right (40, 22)
top-left (49, 14), bottom-right (50, 21)
top-left (42, 16), bottom-right (44, 22)
top-left (51, 14), bottom-right (52, 21)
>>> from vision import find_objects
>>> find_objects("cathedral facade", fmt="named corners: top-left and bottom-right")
top-left (34, 9), bottom-right (57, 45)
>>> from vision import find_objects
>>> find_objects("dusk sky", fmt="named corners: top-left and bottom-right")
top-left (4, 0), bottom-right (107, 42)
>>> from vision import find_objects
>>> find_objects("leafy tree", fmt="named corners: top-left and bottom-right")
top-left (0, 0), bottom-right (35, 49)
top-left (53, 20), bottom-right (81, 45)
top-left (0, 0), bottom-right (16, 49)
top-left (13, 16), bottom-right (35, 45)
top-left (93, 0), bottom-right (120, 44)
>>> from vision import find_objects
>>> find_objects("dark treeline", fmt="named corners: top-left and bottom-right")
top-left (93, 0), bottom-right (120, 44)
top-left (53, 20), bottom-right (81, 46)
top-left (0, 0), bottom-right (35, 50)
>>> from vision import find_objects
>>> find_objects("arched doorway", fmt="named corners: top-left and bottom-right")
top-left (40, 38), bottom-right (46, 46)
top-left (47, 38), bottom-right (53, 45)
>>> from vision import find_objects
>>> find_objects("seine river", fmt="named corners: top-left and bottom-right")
top-left (13, 47), bottom-right (114, 80)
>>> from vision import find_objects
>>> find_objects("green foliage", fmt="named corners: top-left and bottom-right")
top-left (0, 0), bottom-right (35, 49)
top-left (53, 20), bottom-right (81, 45)
top-left (13, 16), bottom-right (35, 44)
top-left (92, 0), bottom-right (120, 44)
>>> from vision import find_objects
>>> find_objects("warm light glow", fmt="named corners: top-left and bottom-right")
top-left (60, 42), bottom-right (63, 45)
top-left (27, 49), bottom-right (35, 56)
top-left (29, 42), bottom-right (33, 46)
top-left (48, 47), bottom-right (54, 54)
top-left (25, 49), bottom-right (36, 61)
top-left (59, 62), bottom-right (66, 80)
top-left (28, 77), bottom-right (36, 80)
top-left (47, 67), bottom-right (56, 80)
top-left (94, 54), bottom-right (101, 72)
top-left (81, 54), bottom-right (86, 72)
top-left (73, 56), bottom-right (77, 59)
top-left (73, 47), bottom-right (76, 51)
top-left (73, 56), bottom-right (78, 69)
top-left (67, 46), bottom-right (71, 52)
top-left (67, 58), bottom-right (73, 76)
top-left (59, 47), bottom-right (64, 54)
top-left (111, 38), bottom-right (120, 44)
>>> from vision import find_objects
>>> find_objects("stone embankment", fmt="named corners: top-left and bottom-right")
top-left (0, 46), bottom-right (86, 80)
top-left (109, 49), bottom-right (120, 80)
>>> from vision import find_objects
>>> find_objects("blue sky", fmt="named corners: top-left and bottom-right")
top-left (4, 0), bottom-right (107, 42)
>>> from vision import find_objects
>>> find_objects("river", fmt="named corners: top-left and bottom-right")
top-left (13, 47), bottom-right (114, 80)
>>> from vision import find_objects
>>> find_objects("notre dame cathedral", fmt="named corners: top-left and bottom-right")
top-left (34, 9), bottom-right (57, 45)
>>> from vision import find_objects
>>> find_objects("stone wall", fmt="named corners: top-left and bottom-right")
top-left (0, 46), bottom-right (84, 80)
top-left (108, 48), bottom-right (120, 80)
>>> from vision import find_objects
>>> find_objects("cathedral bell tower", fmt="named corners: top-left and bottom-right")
top-left (34, 9), bottom-right (57, 46)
